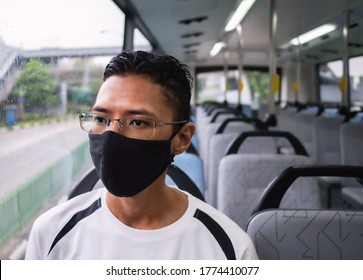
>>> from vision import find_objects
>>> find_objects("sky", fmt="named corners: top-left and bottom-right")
top-left (0, 0), bottom-right (126, 49)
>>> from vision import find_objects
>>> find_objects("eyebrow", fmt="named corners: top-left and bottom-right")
top-left (92, 106), bottom-right (157, 119)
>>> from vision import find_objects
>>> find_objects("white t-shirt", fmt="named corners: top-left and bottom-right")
top-left (25, 188), bottom-right (258, 260)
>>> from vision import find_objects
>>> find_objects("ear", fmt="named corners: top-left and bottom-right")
top-left (171, 122), bottom-right (195, 155)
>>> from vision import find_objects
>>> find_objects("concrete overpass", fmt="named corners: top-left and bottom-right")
top-left (20, 46), bottom-right (122, 59)
top-left (0, 45), bottom-right (130, 103)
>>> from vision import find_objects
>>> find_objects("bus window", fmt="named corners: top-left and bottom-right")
top-left (319, 60), bottom-right (342, 104)
top-left (134, 28), bottom-right (152, 52)
top-left (319, 57), bottom-right (363, 106)
top-left (349, 56), bottom-right (363, 107)
top-left (0, 0), bottom-right (125, 254)
top-left (196, 70), bottom-right (249, 104)
top-left (196, 69), bottom-right (271, 106)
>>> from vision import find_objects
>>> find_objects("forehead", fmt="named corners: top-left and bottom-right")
top-left (94, 75), bottom-right (174, 119)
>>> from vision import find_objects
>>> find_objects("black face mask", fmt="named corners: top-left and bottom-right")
top-left (89, 131), bottom-right (174, 197)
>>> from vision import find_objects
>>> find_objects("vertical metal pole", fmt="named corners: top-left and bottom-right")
top-left (124, 15), bottom-right (135, 50)
top-left (236, 24), bottom-right (244, 110)
top-left (296, 43), bottom-right (301, 104)
top-left (268, 0), bottom-right (277, 114)
top-left (223, 45), bottom-right (229, 105)
top-left (189, 62), bottom-right (196, 107)
top-left (342, 9), bottom-right (350, 108)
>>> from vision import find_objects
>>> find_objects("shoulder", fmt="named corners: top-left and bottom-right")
top-left (36, 188), bottom-right (103, 226)
top-left (26, 188), bottom-right (104, 259)
top-left (187, 194), bottom-right (258, 260)
top-left (188, 193), bottom-right (241, 231)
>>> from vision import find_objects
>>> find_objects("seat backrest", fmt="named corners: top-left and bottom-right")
top-left (276, 108), bottom-right (298, 149)
top-left (217, 154), bottom-right (320, 230)
top-left (293, 111), bottom-right (316, 159)
top-left (198, 108), bottom-right (230, 137)
top-left (200, 121), bottom-right (254, 174)
top-left (166, 152), bottom-right (205, 195)
top-left (68, 163), bottom-right (205, 201)
top-left (247, 165), bottom-right (363, 259)
top-left (210, 111), bottom-right (238, 123)
top-left (247, 209), bottom-right (363, 259)
top-left (165, 164), bottom-right (205, 201)
top-left (196, 107), bottom-right (228, 151)
top-left (68, 167), bottom-right (99, 199)
top-left (224, 130), bottom-right (307, 156)
top-left (340, 122), bottom-right (363, 187)
top-left (206, 133), bottom-right (277, 207)
top-left (277, 108), bottom-right (298, 132)
top-left (313, 115), bottom-right (344, 164)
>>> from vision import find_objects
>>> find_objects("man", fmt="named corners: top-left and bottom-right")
top-left (25, 50), bottom-right (258, 260)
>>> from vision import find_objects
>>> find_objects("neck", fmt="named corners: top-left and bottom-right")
top-left (106, 175), bottom-right (188, 230)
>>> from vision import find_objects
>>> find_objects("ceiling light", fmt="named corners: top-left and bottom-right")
top-left (290, 24), bottom-right (336, 45)
top-left (225, 0), bottom-right (256, 32)
top-left (210, 42), bottom-right (226, 56)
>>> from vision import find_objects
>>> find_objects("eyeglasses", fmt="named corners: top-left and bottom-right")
top-left (78, 112), bottom-right (187, 140)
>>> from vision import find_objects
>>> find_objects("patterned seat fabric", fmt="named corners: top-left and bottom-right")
top-left (206, 133), bottom-right (277, 207)
top-left (247, 209), bottom-right (363, 259)
top-left (217, 154), bottom-right (321, 230)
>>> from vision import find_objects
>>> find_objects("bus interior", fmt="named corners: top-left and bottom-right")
top-left (1, 0), bottom-right (363, 260)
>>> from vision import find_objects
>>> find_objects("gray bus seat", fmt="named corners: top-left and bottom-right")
top-left (247, 165), bottom-right (363, 259)
top-left (293, 111), bottom-right (316, 159)
top-left (247, 209), bottom-right (363, 259)
top-left (313, 115), bottom-right (345, 208)
top-left (200, 120), bottom-right (254, 175)
top-left (340, 122), bottom-right (363, 208)
top-left (217, 154), bottom-right (320, 230)
top-left (166, 152), bottom-right (205, 195)
top-left (206, 131), bottom-right (280, 207)
top-left (68, 163), bottom-right (205, 201)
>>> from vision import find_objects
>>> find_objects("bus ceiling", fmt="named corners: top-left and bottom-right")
top-left (117, 0), bottom-right (363, 67)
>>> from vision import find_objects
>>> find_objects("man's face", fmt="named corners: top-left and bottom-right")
top-left (92, 74), bottom-right (175, 140)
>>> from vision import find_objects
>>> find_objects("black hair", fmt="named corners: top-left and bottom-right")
top-left (103, 50), bottom-right (192, 121)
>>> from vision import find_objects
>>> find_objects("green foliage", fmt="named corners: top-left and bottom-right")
top-left (14, 59), bottom-right (56, 108)
top-left (245, 71), bottom-right (270, 104)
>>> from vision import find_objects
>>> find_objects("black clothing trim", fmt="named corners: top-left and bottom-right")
top-left (193, 209), bottom-right (236, 260)
top-left (48, 198), bottom-right (101, 256)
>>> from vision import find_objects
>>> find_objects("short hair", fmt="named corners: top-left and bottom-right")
top-left (103, 50), bottom-right (192, 121)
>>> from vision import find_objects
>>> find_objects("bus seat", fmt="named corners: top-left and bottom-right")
top-left (340, 122), bottom-right (363, 208)
top-left (199, 116), bottom-right (251, 160)
top-left (68, 167), bottom-right (99, 199)
top-left (165, 164), bottom-right (205, 201)
top-left (214, 131), bottom-right (306, 209)
top-left (293, 111), bottom-right (316, 159)
top-left (200, 120), bottom-right (254, 176)
top-left (68, 162), bottom-right (205, 201)
top-left (202, 118), bottom-right (255, 182)
top-left (206, 132), bottom-right (277, 207)
top-left (313, 115), bottom-right (345, 208)
top-left (341, 187), bottom-right (363, 209)
top-left (247, 209), bottom-right (363, 259)
top-left (189, 134), bottom-right (200, 156)
top-left (247, 165), bottom-right (363, 259)
top-left (275, 107), bottom-right (299, 152)
top-left (197, 107), bottom-right (231, 140)
top-left (216, 154), bottom-right (320, 230)
top-left (166, 152), bottom-right (205, 195)
top-left (313, 115), bottom-right (344, 165)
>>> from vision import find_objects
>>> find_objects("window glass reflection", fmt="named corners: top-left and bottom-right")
top-left (0, 0), bottom-right (125, 255)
